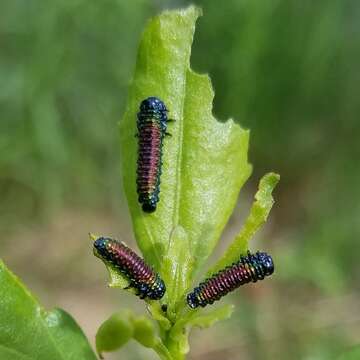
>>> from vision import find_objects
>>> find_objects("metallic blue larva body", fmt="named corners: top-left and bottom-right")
top-left (136, 97), bottom-right (170, 213)
top-left (94, 236), bottom-right (166, 300)
top-left (187, 251), bottom-right (274, 309)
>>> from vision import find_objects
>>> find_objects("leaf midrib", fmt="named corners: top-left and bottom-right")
top-left (172, 67), bottom-right (187, 230)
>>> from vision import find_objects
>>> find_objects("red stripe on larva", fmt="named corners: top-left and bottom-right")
top-left (187, 252), bottom-right (274, 308)
top-left (109, 241), bottom-right (154, 282)
top-left (137, 121), bottom-right (163, 196)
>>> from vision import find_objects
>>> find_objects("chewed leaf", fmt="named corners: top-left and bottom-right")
top-left (90, 233), bottom-right (130, 289)
top-left (120, 5), bottom-right (251, 308)
top-left (207, 172), bottom-right (280, 276)
top-left (0, 260), bottom-right (96, 360)
top-left (107, 266), bottom-right (130, 289)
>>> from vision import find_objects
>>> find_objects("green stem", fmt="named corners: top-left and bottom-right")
top-left (161, 327), bottom-right (187, 360)
top-left (164, 341), bottom-right (185, 360)
top-left (153, 341), bottom-right (174, 360)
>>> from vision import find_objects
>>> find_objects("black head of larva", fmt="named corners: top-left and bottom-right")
top-left (140, 97), bottom-right (167, 112)
top-left (257, 252), bottom-right (274, 276)
top-left (93, 236), bottom-right (110, 257)
top-left (142, 200), bottom-right (157, 213)
top-left (187, 292), bottom-right (200, 309)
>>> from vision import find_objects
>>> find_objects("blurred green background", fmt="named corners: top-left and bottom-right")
top-left (1, 0), bottom-right (359, 359)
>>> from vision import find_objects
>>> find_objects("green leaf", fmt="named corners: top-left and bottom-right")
top-left (161, 225), bottom-right (194, 316)
top-left (120, 5), bottom-right (251, 308)
top-left (186, 304), bottom-right (234, 329)
top-left (0, 260), bottom-right (96, 360)
top-left (207, 172), bottom-right (280, 276)
top-left (95, 311), bottom-right (134, 357)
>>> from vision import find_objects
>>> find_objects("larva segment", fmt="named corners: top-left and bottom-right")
top-left (187, 251), bottom-right (274, 308)
top-left (94, 237), bottom-right (166, 300)
top-left (136, 97), bottom-right (169, 213)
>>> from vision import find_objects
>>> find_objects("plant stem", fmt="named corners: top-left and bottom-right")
top-left (161, 327), bottom-right (187, 360)
top-left (153, 341), bottom-right (173, 360)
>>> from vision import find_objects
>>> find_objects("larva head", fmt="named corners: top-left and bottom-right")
top-left (142, 201), bottom-right (157, 213)
top-left (257, 252), bottom-right (274, 276)
top-left (93, 236), bottom-right (112, 259)
top-left (187, 292), bottom-right (200, 309)
top-left (140, 97), bottom-right (167, 112)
